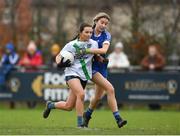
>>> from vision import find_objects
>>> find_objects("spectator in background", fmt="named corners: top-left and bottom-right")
top-left (47, 43), bottom-right (61, 69)
top-left (108, 42), bottom-right (130, 69)
top-left (141, 45), bottom-right (165, 71)
top-left (141, 45), bottom-right (166, 110)
top-left (0, 43), bottom-right (19, 88)
top-left (18, 40), bottom-right (43, 108)
top-left (18, 41), bottom-right (43, 71)
top-left (0, 43), bottom-right (19, 109)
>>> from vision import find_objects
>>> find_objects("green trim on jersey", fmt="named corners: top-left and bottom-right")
top-left (73, 43), bottom-right (90, 80)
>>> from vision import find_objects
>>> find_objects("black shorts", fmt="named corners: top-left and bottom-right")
top-left (65, 76), bottom-right (87, 89)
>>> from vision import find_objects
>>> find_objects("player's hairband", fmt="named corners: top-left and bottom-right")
top-left (93, 12), bottom-right (110, 22)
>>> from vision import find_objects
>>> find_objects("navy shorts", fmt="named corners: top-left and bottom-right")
top-left (92, 61), bottom-right (108, 78)
top-left (65, 76), bottom-right (87, 89)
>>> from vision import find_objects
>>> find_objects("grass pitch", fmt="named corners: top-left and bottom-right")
top-left (0, 108), bottom-right (180, 135)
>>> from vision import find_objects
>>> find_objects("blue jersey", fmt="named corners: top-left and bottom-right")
top-left (91, 30), bottom-right (111, 78)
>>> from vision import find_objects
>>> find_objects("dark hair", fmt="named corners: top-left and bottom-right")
top-left (72, 23), bottom-right (92, 40)
top-left (92, 23), bottom-right (96, 29)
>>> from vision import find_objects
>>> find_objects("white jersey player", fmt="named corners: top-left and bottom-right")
top-left (43, 23), bottom-right (98, 128)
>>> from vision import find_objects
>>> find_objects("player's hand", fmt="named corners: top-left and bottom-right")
top-left (103, 58), bottom-right (109, 64)
top-left (94, 55), bottom-right (109, 64)
top-left (94, 55), bottom-right (104, 63)
top-left (78, 48), bottom-right (86, 56)
top-left (57, 57), bottom-right (71, 68)
top-left (77, 48), bottom-right (90, 56)
top-left (56, 54), bottom-right (61, 64)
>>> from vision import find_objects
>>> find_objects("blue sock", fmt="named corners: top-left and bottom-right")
top-left (77, 116), bottom-right (83, 127)
top-left (48, 102), bottom-right (55, 109)
top-left (85, 107), bottom-right (93, 118)
top-left (113, 111), bottom-right (122, 122)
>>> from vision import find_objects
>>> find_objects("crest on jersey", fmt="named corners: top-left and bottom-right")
top-left (87, 43), bottom-right (92, 48)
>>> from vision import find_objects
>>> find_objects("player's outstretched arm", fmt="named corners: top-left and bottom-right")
top-left (79, 43), bottom-right (110, 55)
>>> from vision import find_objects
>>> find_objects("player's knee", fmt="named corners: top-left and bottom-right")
top-left (96, 98), bottom-right (101, 104)
top-left (66, 105), bottom-right (73, 111)
top-left (106, 85), bottom-right (115, 95)
top-left (65, 103), bottom-right (74, 111)
top-left (77, 92), bottom-right (85, 101)
top-left (92, 95), bottom-right (102, 103)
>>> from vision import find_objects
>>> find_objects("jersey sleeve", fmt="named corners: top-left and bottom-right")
top-left (60, 41), bottom-right (76, 56)
top-left (94, 41), bottom-right (98, 49)
top-left (103, 31), bottom-right (111, 45)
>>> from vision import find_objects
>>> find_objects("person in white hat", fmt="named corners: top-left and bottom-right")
top-left (108, 42), bottom-right (130, 68)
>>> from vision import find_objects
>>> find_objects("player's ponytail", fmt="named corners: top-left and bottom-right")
top-left (71, 34), bottom-right (80, 41)
top-left (92, 23), bottom-right (96, 29)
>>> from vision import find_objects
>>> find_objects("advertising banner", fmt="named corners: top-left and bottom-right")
top-left (0, 71), bottom-right (180, 103)
top-left (0, 71), bottom-right (95, 102)
top-left (109, 72), bottom-right (180, 103)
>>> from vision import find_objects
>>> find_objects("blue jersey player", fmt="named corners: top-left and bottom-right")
top-left (78, 12), bottom-right (127, 128)
top-left (91, 26), bottom-right (111, 78)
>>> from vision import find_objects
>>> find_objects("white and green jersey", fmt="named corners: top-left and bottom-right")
top-left (60, 39), bottom-right (98, 81)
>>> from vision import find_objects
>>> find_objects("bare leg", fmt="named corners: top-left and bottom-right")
top-left (43, 89), bottom-right (77, 118)
top-left (67, 78), bottom-right (85, 116)
top-left (55, 89), bottom-right (76, 111)
top-left (91, 72), bottom-right (118, 112)
top-left (89, 84), bottom-right (105, 110)
top-left (84, 72), bottom-right (127, 128)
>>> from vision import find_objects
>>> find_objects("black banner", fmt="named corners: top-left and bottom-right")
top-left (109, 72), bottom-right (180, 103)
top-left (0, 70), bottom-right (180, 103)
top-left (0, 70), bottom-right (95, 102)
